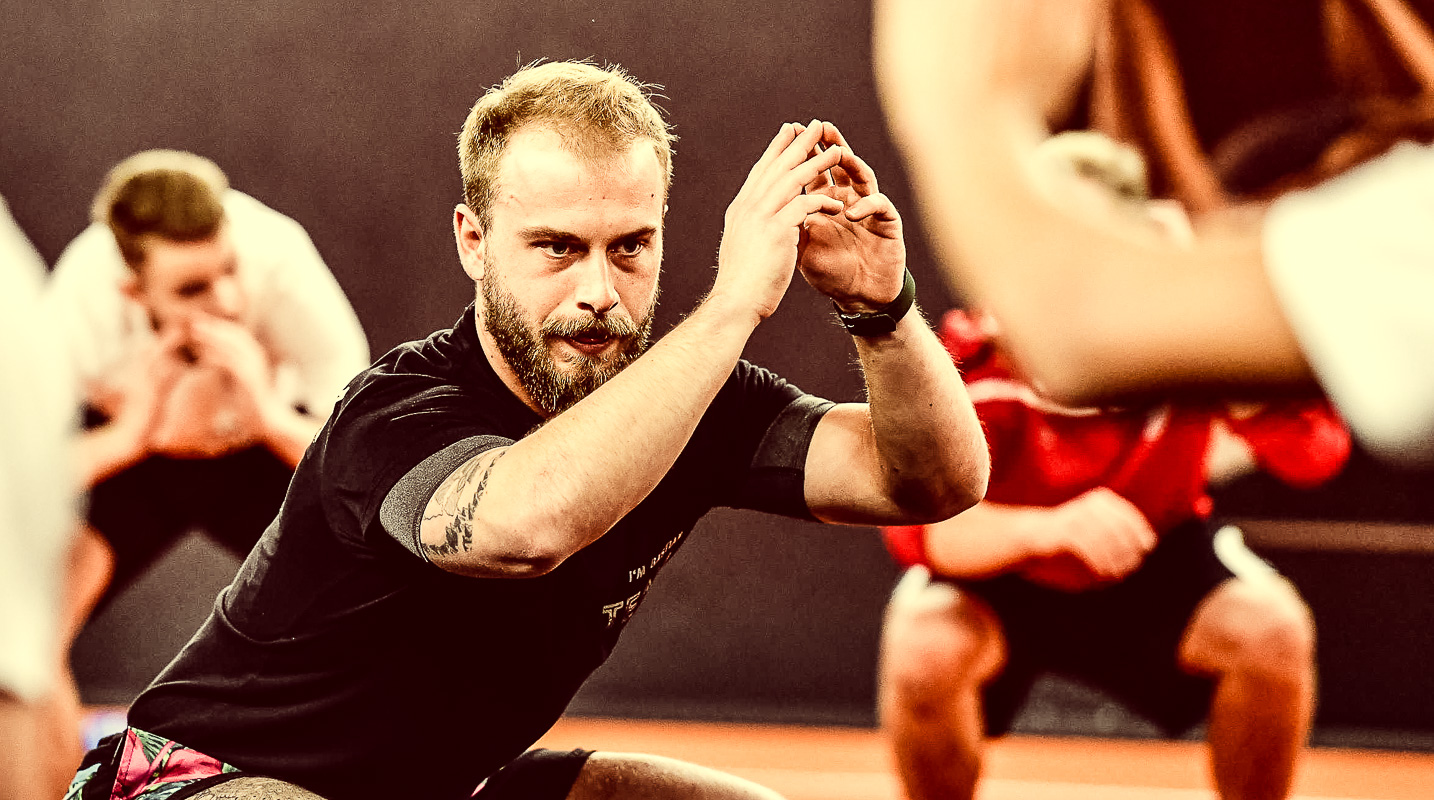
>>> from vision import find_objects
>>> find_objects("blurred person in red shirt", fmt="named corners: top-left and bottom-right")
top-left (877, 133), bottom-right (1351, 800)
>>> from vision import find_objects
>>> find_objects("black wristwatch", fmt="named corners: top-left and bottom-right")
top-left (833, 268), bottom-right (916, 337)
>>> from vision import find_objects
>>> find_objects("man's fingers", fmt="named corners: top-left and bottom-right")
top-left (781, 193), bottom-right (845, 227)
top-left (806, 144), bottom-right (834, 195)
top-left (836, 149), bottom-right (879, 197)
top-left (754, 145), bottom-right (845, 215)
top-left (759, 122), bottom-right (799, 166)
top-left (775, 119), bottom-right (828, 173)
top-left (789, 145), bottom-right (844, 197)
top-left (741, 123), bottom-right (843, 213)
top-left (820, 120), bottom-right (852, 151)
top-left (842, 193), bottom-right (898, 224)
top-left (743, 123), bottom-right (801, 188)
top-left (817, 123), bottom-right (863, 191)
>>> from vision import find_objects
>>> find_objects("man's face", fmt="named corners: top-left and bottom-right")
top-left (127, 227), bottom-right (246, 331)
top-left (465, 126), bottom-right (666, 415)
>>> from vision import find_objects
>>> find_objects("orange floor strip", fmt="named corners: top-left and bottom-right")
top-left (537, 717), bottom-right (1434, 800)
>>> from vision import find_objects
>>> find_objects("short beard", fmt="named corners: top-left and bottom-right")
top-left (481, 267), bottom-right (655, 416)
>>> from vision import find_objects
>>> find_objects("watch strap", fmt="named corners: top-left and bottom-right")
top-left (833, 268), bottom-right (916, 337)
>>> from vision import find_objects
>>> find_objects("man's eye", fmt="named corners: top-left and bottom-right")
top-left (540, 242), bottom-right (572, 257)
top-left (614, 240), bottom-right (645, 257)
top-left (176, 282), bottom-right (208, 298)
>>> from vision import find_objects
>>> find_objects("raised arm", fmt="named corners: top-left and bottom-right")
top-left (419, 123), bottom-right (847, 578)
top-left (797, 124), bottom-right (988, 525)
top-left (871, 0), bottom-right (1313, 406)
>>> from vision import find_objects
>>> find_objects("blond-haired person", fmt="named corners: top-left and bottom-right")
top-left (46, 151), bottom-right (368, 618)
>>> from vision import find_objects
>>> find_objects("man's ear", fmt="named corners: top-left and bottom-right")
top-left (454, 204), bottom-right (487, 282)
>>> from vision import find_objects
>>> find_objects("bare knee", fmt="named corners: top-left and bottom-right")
top-left (1182, 577), bottom-right (1315, 682)
top-left (880, 571), bottom-right (1005, 717)
top-left (570, 752), bottom-right (784, 800)
top-left (187, 776), bottom-right (328, 799)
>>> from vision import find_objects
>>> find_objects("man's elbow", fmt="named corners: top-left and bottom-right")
top-left (896, 460), bottom-right (988, 524)
top-left (435, 543), bottom-right (567, 579)
top-left (946, 459), bottom-right (990, 518)
top-left (425, 517), bottom-right (577, 579)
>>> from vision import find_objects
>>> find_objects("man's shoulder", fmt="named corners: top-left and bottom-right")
top-left (223, 190), bottom-right (314, 253)
top-left (52, 222), bottom-right (125, 281)
top-left (340, 339), bottom-right (461, 415)
top-left (223, 189), bottom-right (302, 226)
top-left (333, 322), bottom-right (520, 435)
top-left (713, 358), bottom-right (801, 407)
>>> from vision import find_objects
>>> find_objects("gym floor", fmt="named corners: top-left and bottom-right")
top-left (536, 716), bottom-right (1434, 800)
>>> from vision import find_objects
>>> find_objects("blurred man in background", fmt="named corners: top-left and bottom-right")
top-left (45, 150), bottom-right (369, 622)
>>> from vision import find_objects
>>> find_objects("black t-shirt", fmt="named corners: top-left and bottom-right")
top-left (128, 304), bottom-right (831, 800)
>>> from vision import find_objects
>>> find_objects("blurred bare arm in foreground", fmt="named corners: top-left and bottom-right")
top-left (872, 0), bottom-right (1434, 462)
top-left (872, 0), bottom-right (1309, 402)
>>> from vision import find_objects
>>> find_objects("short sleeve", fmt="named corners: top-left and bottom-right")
top-left (713, 361), bottom-right (833, 519)
top-left (317, 361), bottom-right (535, 559)
top-left (1263, 142), bottom-right (1434, 463)
top-left (378, 434), bottom-right (512, 561)
top-left (734, 394), bottom-right (835, 518)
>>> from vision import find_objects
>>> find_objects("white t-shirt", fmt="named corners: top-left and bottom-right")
top-left (1264, 142), bottom-right (1434, 464)
top-left (46, 190), bottom-right (370, 423)
top-left (0, 198), bottom-right (79, 702)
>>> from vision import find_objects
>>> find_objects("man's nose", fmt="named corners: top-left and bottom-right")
top-left (574, 254), bottom-right (619, 315)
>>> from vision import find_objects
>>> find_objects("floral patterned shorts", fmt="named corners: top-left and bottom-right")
top-left (65, 728), bottom-right (242, 800)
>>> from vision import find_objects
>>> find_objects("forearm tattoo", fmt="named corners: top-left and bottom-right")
top-left (423, 450), bottom-right (506, 560)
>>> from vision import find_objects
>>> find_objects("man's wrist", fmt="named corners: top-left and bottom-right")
top-left (697, 287), bottom-right (766, 333)
top-left (833, 268), bottom-right (916, 336)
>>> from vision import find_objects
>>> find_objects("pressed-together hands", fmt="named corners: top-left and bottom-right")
top-left (712, 120), bottom-right (907, 324)
top-left (92, 312), bottom-right (284, 465)
top-left (91, 323), bottom-right (189, 459)
top-left (798, 122), bottom-right (907, 312)
top-left (149, 315), bottom-right (284, 458)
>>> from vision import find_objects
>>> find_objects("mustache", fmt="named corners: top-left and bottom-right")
top-left (541, 313), bottom-right (643, 340)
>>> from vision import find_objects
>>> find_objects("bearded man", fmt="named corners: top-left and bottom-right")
top-left (66, 61), bottom-right (989, 800)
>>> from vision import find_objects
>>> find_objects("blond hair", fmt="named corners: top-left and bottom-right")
top-left (91, 150), bottom-right (229, 267)
top-left (458, 61), bottom-right (675, 229)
